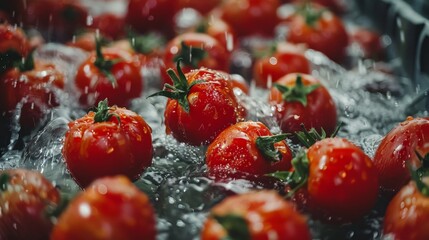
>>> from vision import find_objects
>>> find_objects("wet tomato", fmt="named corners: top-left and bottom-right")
top-left (89, 13), bottom-right (125, 40)
top-left (217, 0), bottom-right (281, 37)
top-left (192, 17), bottom-right (236, 52)
top-left (206, 121), bottom-right (293, 178)
top-left (51, 176), bottom-right (156, 240)
top-left (201, 191), bottom-right (311, 240)
top-left (253, 43), bottom-right (311, 88)
top-left (162, 32), bottom-right (230, 85)
top-left (351, 27), bottom-right (385, 60)
top-left (0, 23), bottom-right (29, 57)
top-left (75, 42), bottom-right (142, 107)
top-left (268, 73), bottom-right (337, 136)
top-left (374, 117), bottom-right (429, 193)
top-left (0, 169), bottom-right (60, 240)
top-left (150, 61), bottom-right (245, 146)
top-left (62, 100), bottom-right (153, 188)
top-left (287, 5), bottom-right (348, 62)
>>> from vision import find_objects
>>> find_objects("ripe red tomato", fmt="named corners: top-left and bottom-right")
top-left (51, 176), bottom-right (156, 240)
top-left (151, 62), bottom-right (245, 146)
top-left (287, 5), bottom-right (348, 62)
top-left (0, 23), bottom-right (29, 57)
top-left (90, 13), bottom-right (125, 40)
top-left (75, 44), bottom-right (142, 107)
top-left (0, 168), bottom-right (60, 240)
top-left (206, 121), bottom-right (293, 178)
top-left (373, 117), bottom-right (429, 193)
top-left (201, 191), bottom-right (311, 240)
top-left (268, 73), bottom-right (337, 136)
top-left (193, 17), bottom-right (236, 52)
top-left (306, 138), bottom-right (379, 222)
top-left (383, 181), bottom-right (429, 240)
top-left (351, 27), bottom-right (385, 60)
top-left (126, 0), bottom-right (178, 38)
top-left (0, 57), bottom-right (65, 134)
top-left (162, 32), bottom-right (230, 85)
top-left (66, 31), bottom-right (102, 52)
top-left (253, 45), bottom-right (311, 88)
top-left (62, 100), bottom-right (153, 188)
top-left (217, 0), bottom-right (281, 37)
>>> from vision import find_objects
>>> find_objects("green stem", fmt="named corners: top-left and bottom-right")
top-left (256, 133), bottom-right (289, 162)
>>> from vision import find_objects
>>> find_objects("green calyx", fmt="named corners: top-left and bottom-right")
top-left (147, 58), bottom-right (202, 113)
top-left (410, 151), bottom-right (429, 196)
top-left (94, 37), bottom-right (121, 87)
top-left (0, 50), bottom-right (22, 74)
top-left (213, 214), bottom-right (251, 240)
top-left (256, 133), bottom-right (289, 162)
top-left (298, 3), bottom-right (325, 27)
top-left (295, 122), bottom-right (343, 148)
top-left (267, 150), bottom-right (309, 198)
top-left (92, 99), bottom-right (120, 124)
top-left (274, 75), bottom-right (319, 107)
top-left (16, 50), bottom-right (35, 72)
top-left (173, 41), bottom-right (207, 69)
top-left (128, 31), bottom-right (165, 55)
top-left (0, 173), bottom-right (10, 192)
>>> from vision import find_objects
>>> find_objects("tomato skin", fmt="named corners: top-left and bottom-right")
top-left (206, 121), bottom-right (293, 177)
top-left (253, 50), bottom-right (311, 88)
top-left (268, 73), bottom-right (337, 136)
top-left (287, 10), bottom-right (348, 62)
top-left (0, 169), bottom-right (60, 240)
top-left (51, 176), bottom-right (156, 240)
top-left (307, 138), bottom-right (379, 222)
top-left (163, 32), bottom-right (230, 85)
top-left (75, 48), bottom-right (142, 107)
top-left (0, 24), bottom-right (29, 56)
top-left (62, 106), bottom-right (153, 188)
top-left (351, 27), bottom-right (385, 60)
top-left (164, 68), bottom-right (245, 146)
top-left (373, 117), bottom-right (429, 193)
top-left (383, 181), bottom-right (429, 240)
top-left (90, 14), bottom-right (125, 40)
top-left (201, 191), bottom-right (311, 240)
top-left (218, 0), bottom-right (281, 37)
top-left (126, 0), bottom-right (178, 38)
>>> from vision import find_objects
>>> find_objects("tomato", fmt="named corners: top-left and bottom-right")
top-left (287, 5), bottom-right (348, 62)
top-left (306, 138), bottom-right (379, 222)
top-left (0, 169), bottom-right (60, 240)
top-left (229, 73), bottom-right (250, 95)
top-left (193, 17), bottom-right (236, 52)
top-left (0, 23), bottom-right (29, 57)
top-left (150, 61), bottom-right (245, 146)
top-left (67, 31), bottom-right (103, 52)
top-left (253, 44), bottom-right (311, 88)
top-left (383, 180), bottom-right (429, 240)
top-left (373, 117), bottom-right (429, 193)
top-left (75, 42), bottom-right (142, 107)
top-left (51, 176), bottom-right (156, 240)
top-left (90, 13), bottom-right (125, 40)
top-left (0, 56), bottom-right (65, 134)
top-left (217, 0), bottom-right (281, 37)
top-left (62, 100), bottom-right (153, 188)
top-left (177, 0), bottom-right (221, 15)
top-left (351, 27), bottom-right (385, 60)
top-left (201, 191), bottom-right (311, 240)
top-left (268, 73), bottom-right (337, 137)
top-left (21, 0), bottom-right (88, 42)
top-left (126, 0), bottom-right (178, 38)
top-left (162, 32), bottom-right (230, 85)
top-left (206, 121), bottom-right (293, 178)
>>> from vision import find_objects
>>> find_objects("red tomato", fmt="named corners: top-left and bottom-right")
top-left (126, 0), bottom-right (178, 38)
top-left (0, 169), bottom-right (60, 240)
top-left (75, 45), bottom-right (142, 107)
top-left (90, 13), bottom-right (125, 40)
top-left (206, 121), bottom-right (293, 177)
top-left (268, 73), bottom-right (337, 136)
top-left (163, 32), bottom-right (230, 85)
top-left (351, 27), bottom-right (385, 60)
top-left (152, 63), bottom-right (245, 146)
top-left (21, 0), bottom-right (88, 42)
top-left (229, 73), bottom-right (250, 94)
top-left (194, 17), bottom-right (236, 52)
top-left (383, 181), bottom-right (429, 240)
top-left (373, 117), bottom-right (429, 193)
top-left (217, 0), bottom-right (281, 37)
top-left (287, 6), bottom-right (348, 62)
top-left (62, 100), bottom-right (153, 188)
top-left (177, 0), bottom-right (221, 15)
top-left (306, 138), bottom-right (379, 222)
top-left (0, 23), bottom-right (29, 57)
top-left (66, 31), bottom-right (102, 52)
top-left (0, 58), bottom-right (65, 134)
top-left (51, 176), bottom-right (156, 240)
top-left (201, 191), bottom-right (311, 240)
top-left (253, 46), bottom-right (311, 88)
